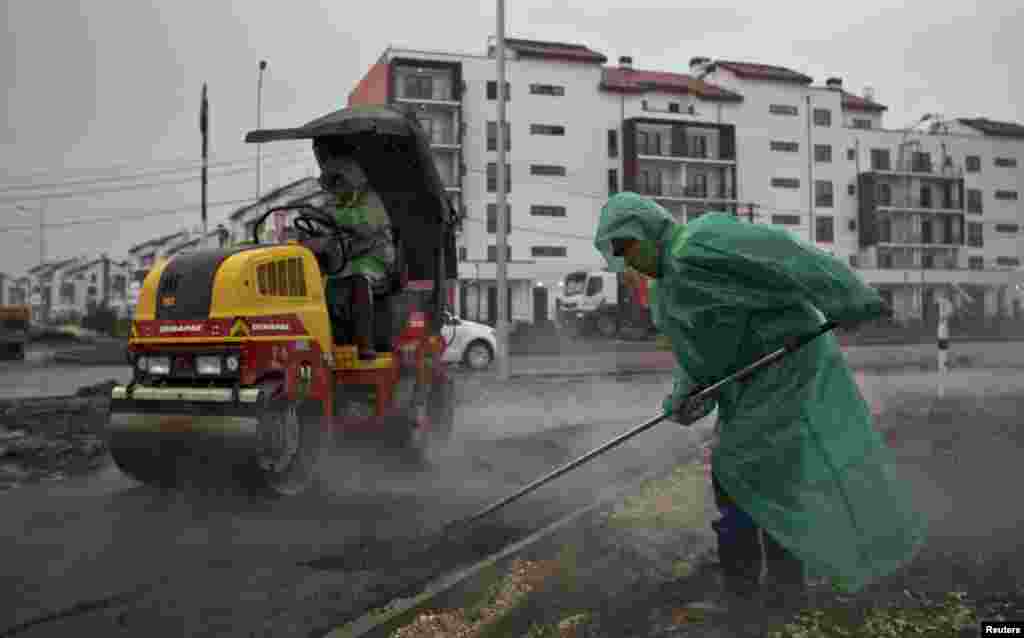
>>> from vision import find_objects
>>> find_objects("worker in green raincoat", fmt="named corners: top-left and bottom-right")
top-left (313, 141), bottom-right (397, 359)
top-left (594, 192), bottom-right (925, 611)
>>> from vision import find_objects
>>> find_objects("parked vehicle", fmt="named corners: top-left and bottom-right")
top-left (440, 311), bottom-right (496, 370)
top-left (0, 305), bottom-right (31, 360)
top-left (557, 270), bottom-right (655, 340)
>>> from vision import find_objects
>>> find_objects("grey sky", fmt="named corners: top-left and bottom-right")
top-left (1, 0), bottom-right (1019, 277)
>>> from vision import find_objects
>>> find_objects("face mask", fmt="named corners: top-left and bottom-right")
top-left (625, 240), bottom-right (661, 278)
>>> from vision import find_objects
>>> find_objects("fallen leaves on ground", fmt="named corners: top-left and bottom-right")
top-left (390, 559), bottom-right (561, 638)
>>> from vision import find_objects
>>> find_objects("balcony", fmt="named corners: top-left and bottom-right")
top-left (636, 144), bottom-right (736, 163)
top-left (638, 183), bottom-right (737, 201)
top-left (876, 197), bottom-right (963, 212)
top-left (394, 87), bottom-right (460, 106)
top-left (872, 162), bottom-right (964, 180)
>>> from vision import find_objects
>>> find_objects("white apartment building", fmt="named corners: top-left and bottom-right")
top-left (53, 256), bottom-right (134, 320)
top-left (347, 38), bottom-right (1023, 324)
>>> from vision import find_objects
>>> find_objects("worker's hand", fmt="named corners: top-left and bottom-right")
top-left (664, 390), bottom-right (715, 427)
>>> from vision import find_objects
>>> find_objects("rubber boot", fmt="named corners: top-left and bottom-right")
top-left (684, 505), bottom-right (762, 614)
top-left (762, 532), bottom-right (808, 610)
top-left (350, 276), bottom-right (377, 360)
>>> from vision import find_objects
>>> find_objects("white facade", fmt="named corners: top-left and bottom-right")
top-left (350, 42), bottom-right (1023, 323)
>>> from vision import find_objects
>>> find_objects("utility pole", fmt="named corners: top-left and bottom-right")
top-left (200, 83), bottom-right (210, 238)
top-left (257, 60), bottom-right (267, 199)
top-left (495, 0), bottom-right (510, 381)
top-left (806, 95), bottom-right (814, 244)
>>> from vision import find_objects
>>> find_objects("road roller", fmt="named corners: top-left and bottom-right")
top-left (105, 105), bottom-right (460, 496)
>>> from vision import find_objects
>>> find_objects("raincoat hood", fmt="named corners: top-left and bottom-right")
top-left (595, 192), bottom-right (679, 273)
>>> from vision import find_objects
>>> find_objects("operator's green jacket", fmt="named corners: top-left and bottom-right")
top-left (328, 189), bottom-right (396, 292)
top-left (594, 192), bottom-right (926, 593)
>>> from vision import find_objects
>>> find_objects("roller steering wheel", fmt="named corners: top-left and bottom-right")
top-left (293, 214), bottom-right (333, 238)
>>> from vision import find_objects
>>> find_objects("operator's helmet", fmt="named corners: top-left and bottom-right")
top-left (313, 137), bottom-right (369, 193)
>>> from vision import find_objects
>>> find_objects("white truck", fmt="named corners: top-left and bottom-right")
top-left (556, 270), bottom-right (654, 340)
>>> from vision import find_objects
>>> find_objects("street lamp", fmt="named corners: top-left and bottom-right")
top-left (14, 203), bottom-right (45, 267)
top-left (257, 60), bottom-right (268, 198)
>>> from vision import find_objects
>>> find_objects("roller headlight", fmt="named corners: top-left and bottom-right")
top-left (225, 354), bottom-right (239, 372)
top-left (147, 356), bottom-right (171, 375)
top-left (196, 355), bottom-right (222, 375)
top-left (135, 355), bottom-right (148, 372)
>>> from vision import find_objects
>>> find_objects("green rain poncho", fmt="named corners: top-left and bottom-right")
top-left (594, 192), bottom-right (925, 592)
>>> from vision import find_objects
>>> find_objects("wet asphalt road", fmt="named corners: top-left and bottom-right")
top-left (3, 342), bottom-right (1024, 636)
top-left (2, 369), bottom-right (712, 637)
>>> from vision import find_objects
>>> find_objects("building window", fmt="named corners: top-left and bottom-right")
top-left (772, 214), bottom-right (801, 225)
top-left (486, 163), bottom-right (511, 193)
top-left (637, 131), bottom-right (663, 156)
top-left (995, 224), bottom-right (1020, 234)
top-left (769, 104), bottom-right (799, 116)
top-left (486, 81), bottom-right (510, 100)
top-left (815, 216), bottom-right (835, 242)
top-left (878, 218), bottom-right (893, 242)
top-left (87, 285), bottom-right (98, 297)
top-left (640, 169), bottom-right (663, 196)
top-left (486, 121), bottom-right (510, 151)
top-left (849, 255), bottom-right (859, 267)
top-left (530, 205), bottom-right (567, 217)
top-left (911, 151), bottom-right (931, 173)
top-left (815, 180), bottom-right (834, 207)
top-left (852, 118), bottom-right (872, 129)
top-left (531, 246), bottom-right (567, 257)
top-left (870, 149), bottom-right (891, 171)
top-left (529, 124), bottom-right (565, 136)
top-left (608, 169), bottom-right (619, 195)
top-left (994, 157), bottom-right (1018, 168)
top-left (878, 251), bottom-right (893, 268)
top-left (530, 164), bottom-right (566, 177)
top-left (689, 135), bottom-right (709, 158)
top-left (995, 190), bottom-right (1019, 201)
top-left (486, 204), bottom-right (512, 234)
top-left (458, 246), bottom-right (467, 262)
top-left (813, 108), bottom-right (832, 127)
top-left (847, 183), bottom-right (856, 196)
top-left (771, 177), bottom-right (800, 189)
top-left (847, 148), bottom-right (856, 161)
top-left (403, 75), bottom-right (434, 100)
top-left (608, 130), bottom-right (618, 158)
top-left (770, 140), bottom-right (800, 153)
top-left (967, 222), bottom-right (984, 248)
top-left (668, 102), bottom-right (681, 113)
top-left (486, 245), bottom-right (511, 262)
top-left (814, 144), bottom-right (832, 163)
top-left (967, 189), bottom-right (983, 213)
top-left (529, 83), bottom-right (564, 96)
top-left (996, 257), bottom-right (1021, 268)
top-left (966, 155), bottom-right (981, 172)
top-left (968, 256), bottom-right (985, 270)
top-left (920, 184), bottom-right (933, 208)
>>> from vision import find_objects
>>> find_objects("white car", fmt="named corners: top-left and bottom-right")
top-left (439, 311), bottom-right (497, 370)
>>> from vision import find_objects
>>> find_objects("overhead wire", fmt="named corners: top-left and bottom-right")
top-left (0, 145), bottom-right (311, 189)
top-left (0, 149), bottom-right (309, 194)
top-left (0, 155), bottom-right (315, 205)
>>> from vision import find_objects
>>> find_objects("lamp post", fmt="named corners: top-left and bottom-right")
top-left (494, 0), bottom-right (509, 381)
top-left (14, 203), bottom-right (45, 268)
top-left (256, 60), bottom-right (267, 198)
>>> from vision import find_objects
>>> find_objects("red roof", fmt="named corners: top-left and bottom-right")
top-left (714, 60), bottom-right (813, 85)
top-left (957, 117), bottom-right (1024, 139)
top-left (600, 67), bottom-right (743, 102)
top-left (841, 90), bottom-right (887, 112)
top-left (500, 38), bottom-right (607, 64)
